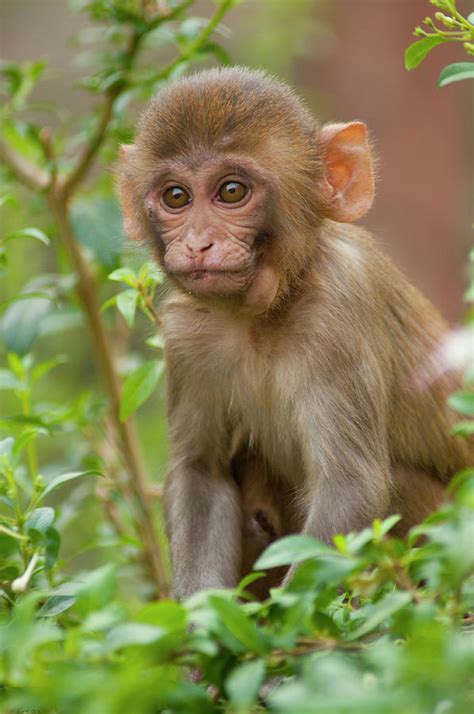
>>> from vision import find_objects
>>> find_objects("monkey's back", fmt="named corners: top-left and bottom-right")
top-left (310, 222), bottom-right (472, 478)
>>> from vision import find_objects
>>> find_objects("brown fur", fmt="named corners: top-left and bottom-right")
top-left (119, 67), bottom-right (473, 599)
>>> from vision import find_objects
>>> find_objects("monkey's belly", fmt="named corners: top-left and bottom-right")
top-left (229, 394), bottom-right (305, 484)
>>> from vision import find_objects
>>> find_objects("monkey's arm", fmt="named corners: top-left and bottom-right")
top-left (297, 355), bottom-right (392, 540)
top-left (164, 458), bottom-right (242, 599)
top-left (163, 360), bottom-right (242, 600)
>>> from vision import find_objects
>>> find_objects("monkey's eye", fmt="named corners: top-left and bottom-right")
top-left (162, 186), bottom-right (191, 209)
top-left (218, 181), bottom-right (248, 204)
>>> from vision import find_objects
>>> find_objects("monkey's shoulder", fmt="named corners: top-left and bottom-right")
top-left (317, 222), bottom-right (446, 333)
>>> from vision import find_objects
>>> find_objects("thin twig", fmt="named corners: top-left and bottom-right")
top-left (38, 127), bottom-right (57, 189)
top-left (0, 138), bottom-right (49, 191)
top-left (59, 89), bottom-right (119, 202)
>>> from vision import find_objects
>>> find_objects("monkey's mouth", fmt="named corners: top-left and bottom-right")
top-left (174, 268), bottom-right (253, 296)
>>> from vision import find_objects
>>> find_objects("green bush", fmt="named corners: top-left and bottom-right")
top-left (0, 472), bottom-right (473, 713)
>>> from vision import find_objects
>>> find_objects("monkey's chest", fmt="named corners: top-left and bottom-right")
top-left (223, 348), bottom-right (304, 478)
top-left (164, 306), bottom-right (305, 477)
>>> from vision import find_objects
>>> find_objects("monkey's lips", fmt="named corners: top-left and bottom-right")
top-left (174, 268), bottom-right (252, 296)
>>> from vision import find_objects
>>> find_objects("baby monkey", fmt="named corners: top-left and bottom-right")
top-left (119, 67), bottom-right (473, 599)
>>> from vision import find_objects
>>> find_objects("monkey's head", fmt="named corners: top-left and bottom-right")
top-left (119, 67), bottom-right (374, 312)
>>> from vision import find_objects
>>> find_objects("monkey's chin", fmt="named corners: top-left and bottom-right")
top-left (175, 269), bottom-right (251, 298)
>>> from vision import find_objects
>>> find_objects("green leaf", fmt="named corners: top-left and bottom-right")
top-left (0, 193), bottom-right (18, 209)
top-left (451, 421), bottom-right (474, 437)
top-left (137, 261), bottom-right (162, 287)
top-left (4, 227), bottom-right (50, 246)
top-left (0, 369), bottom-right (23, 390)
top-left (236, 571), bottom-right (266, 596)
top-left (42, 470), bottom-right (102, 498)
top-left (347, 591), bottom-right (411, 640)
top-left (146, 333), bottom-right (165, 350)
top-left (465, 281), bottom-right (474, 302)
top-left (119, 360), bottom-right (164, 421)
top-left (25, 507), bottom-right (55, 534)
top-left (116, 288), bottom-right (138, 327)
top-left (0, 564), bottom-right (20, 581)
top-left (448, 391), bottom-right (474, 416)
top-left (225, 659), bottom-right (265, 708)
top-left (39, 593), bottom-right (77, 617)
top-left (449, 469), bottom-right (474, 507)
top-left (1, 293), bottom-right (54, 355)
top-left (75, 564), bottom-right (117, 616)
top-left (135, 601), bottom-right (187, 631)
top-left (199, 41), bottom-right (231, 65)
top-left (100, 295), bottom-right (118, 313)
top-left (0, 291), bottom-right (55, 312)
top-left (70, 198), bottom-right (125, 269)
top-left (373, 514), bottom-right (402, 538)
top-left (108, 267), bottom-right (137, 286)
top-left (0, 118), bottom-right (44, 165)
top-left (31, 355), bottom-right (67, 384)
top-left (38, 308), bottom-right (83, 338)
top-left (0, 59), bottom-right (47, 108)
top-left (405, 36), bottom-right (445, 70)
top-left (254, 534), bottom-right (333, 570)
top-left (209, 596), bottom-right (267, 655)
top-left (13, 429), bottom-right (48, 459)
top-left (38, 582), bottom-right (80, 617)
top-left (44, 526), bottom-right (60, 570)
top-left (105, 623), bottom-right (166, 651)
top-left (0, 437), bottom-right (15, 463)
top-left (438, 62), bottom-right (474, 87)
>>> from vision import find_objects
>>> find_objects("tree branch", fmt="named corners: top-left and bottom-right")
top-left (59, 23), bottom-right (144, 202)
top-left (0, 139), bottom-right (49, 192)
top-left (1, 0), bottom-right (234, 599)
top-left (48, 197), bottom-right (169, 596)
top-left (59, 89), bottom-right (118, 202)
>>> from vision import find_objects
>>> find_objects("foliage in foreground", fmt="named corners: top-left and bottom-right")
top-left (405, 0), bottom-right (474, 83)
top-left (0, 0), bottom-right (239, 599)
top-left (0, 471), bottom-right (473, 714)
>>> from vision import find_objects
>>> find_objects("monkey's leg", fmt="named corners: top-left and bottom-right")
top-left (389, 466), bottom-right (447, 536)
top-left (164, 459), bottom-right (242, 600)
top-left (236, 456), bottom-right (284, 598)
top-left (280, 396), bottom-right (393, 586)
top-left (233, 453), bottom-right (300, 598)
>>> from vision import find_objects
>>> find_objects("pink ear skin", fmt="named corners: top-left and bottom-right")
top-left (118, 144), bottom-right (142, 242)
top-left (119, 144), bottom-right (134, 160)
top-left (319, 122), bottom-right (375, 223)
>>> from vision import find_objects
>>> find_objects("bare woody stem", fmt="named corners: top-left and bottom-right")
top-left (0, 140), bottom-right (49, 191)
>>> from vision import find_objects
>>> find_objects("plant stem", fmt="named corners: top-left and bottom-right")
top-left (0, 0), bottom-right (236, 599)
top-left (20, 391), bottom-right (38, 480)
top-left (0, 139), bottom-right (49, 190)
top-left (48, 197), bottom-right (169, 596)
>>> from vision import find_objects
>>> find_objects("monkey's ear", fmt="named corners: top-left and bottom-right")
top-left (319, 122), bottom-right (374, 223)
top-left (118, 144), bottom-right (142, 241)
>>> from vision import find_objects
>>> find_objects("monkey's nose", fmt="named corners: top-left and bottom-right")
top-left (186, 240), bottom-right (214, 255)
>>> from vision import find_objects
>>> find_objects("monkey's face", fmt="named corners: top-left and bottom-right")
top-left (144, 156), bottom-right (273, 298)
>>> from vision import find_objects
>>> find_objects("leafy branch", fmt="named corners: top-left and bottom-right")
top-left (0, 0), bottom-right (237, 597)
top-left (405, 0), bottom-right (474, 84)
